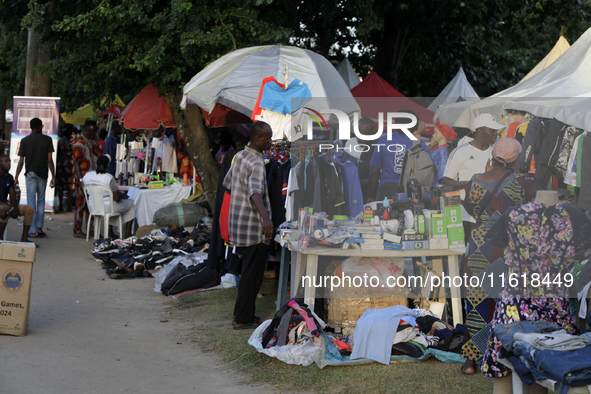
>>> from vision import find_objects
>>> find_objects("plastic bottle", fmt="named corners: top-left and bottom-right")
top-left (382, 197), bottom-right (390, 220)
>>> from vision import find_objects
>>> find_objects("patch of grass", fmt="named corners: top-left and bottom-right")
top-left (169, 289), bottom-right (493, 393)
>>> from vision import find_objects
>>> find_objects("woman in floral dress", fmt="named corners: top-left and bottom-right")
top-left (481, 200), bottom-right (591, 391)
top-left (55, 124), bottom-right (76, 212)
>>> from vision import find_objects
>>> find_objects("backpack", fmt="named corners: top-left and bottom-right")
top-left (399, 141), bottom-right (436, 192)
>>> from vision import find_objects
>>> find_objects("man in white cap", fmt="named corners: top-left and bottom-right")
top-left (441, 113), bottom-right (504, 197)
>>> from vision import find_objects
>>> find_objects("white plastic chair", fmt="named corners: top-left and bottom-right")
top-left (82, 183), bottom-right (135, 242)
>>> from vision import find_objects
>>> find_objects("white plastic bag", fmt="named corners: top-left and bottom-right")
top-left (248, 320), bottom-right (324, 367)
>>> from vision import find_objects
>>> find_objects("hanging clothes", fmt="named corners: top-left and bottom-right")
top-left (333, 154), bottom-right (364, 219)
top-left (555, 126), bottom-right (583, 180)
top-left (564, 132), bottom-right (587, 186)
top-left (252, 77), bottom-right (312, 140)
top-left (533, 120), bottom-right (566, 189)
top-left (577, 135), bottom-right (591, 211)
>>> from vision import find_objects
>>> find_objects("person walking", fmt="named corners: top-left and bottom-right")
top-left (223, 121), bottom-right (273, 329)
top-left (14, 117), bottom-right (55, 239)
top-left (55, 124), bottom-right (76, 213)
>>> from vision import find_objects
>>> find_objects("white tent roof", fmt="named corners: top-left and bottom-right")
top-left (520, 35), bottom-right (570, 82)
top-left (336, 58), bottom-right (360, 89)
top-left (181, 45), bottom-right (359, 119)
top-left (435, 27), bottom-right (591, 130)
top-left (427, 67), bottom-right (479, 112)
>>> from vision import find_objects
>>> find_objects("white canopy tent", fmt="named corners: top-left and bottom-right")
top-left (520, 35), bottom-right (570, 82)
top-left (335, 58), bottom-right (360, 89)
top-left (435, 27), bottom-right (591, 129)
top-left (181, 45), bottom-right (360, 127)
top-left (427, 67), bottom-right (479, 112)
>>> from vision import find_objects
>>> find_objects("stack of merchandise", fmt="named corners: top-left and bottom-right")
top-left (91, 223), bottom-right (212, 280)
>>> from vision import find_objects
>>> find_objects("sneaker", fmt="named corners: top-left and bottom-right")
top-left (152, 242), bottom-right (173, 256)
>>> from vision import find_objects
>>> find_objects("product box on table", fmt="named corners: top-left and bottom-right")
top-left (447, 224), bottom-right (465, 249)
top-left (444, 206), bottom-right (462, 225)
top-left (148, 181), bottom-right (164, 189)
top-left (443, 191), bottom-right (462, 207)
top-left (430, 215), bottom-right (447, 237)
top-left (402, 240), bottom-right (429, 250)
top-left (0, 241), bottom-right (36, 336)
top-left (401, 231), bottom-right (429, 242)
top-left (429, 237), bottom-right (449, 250)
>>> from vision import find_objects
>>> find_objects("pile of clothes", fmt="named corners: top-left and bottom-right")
top-left (90, 223), bottom-right (218, 291)
top-left (262, 298), bottom-right (323, 349)
top-left (495, 320), bottom-right (591, 391)
top-left (349, 305), bottom-right (468, 364)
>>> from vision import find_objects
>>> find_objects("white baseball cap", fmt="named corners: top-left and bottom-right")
top-left (472, 113), bottom-right (505, 131)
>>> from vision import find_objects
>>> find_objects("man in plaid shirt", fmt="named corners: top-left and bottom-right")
top-left (223, 121), bottom-right (273, 329)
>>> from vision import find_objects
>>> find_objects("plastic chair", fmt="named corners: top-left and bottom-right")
top-left (83, 183), bottom-right (134, 242)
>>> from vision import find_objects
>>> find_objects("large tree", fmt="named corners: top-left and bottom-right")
top-left (22, 0), bottom-right (291, 207)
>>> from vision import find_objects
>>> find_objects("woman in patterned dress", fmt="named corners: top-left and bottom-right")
top-left (55, 124), bottom-right (76, 212)
top-left (72, 120), bottom-right (102, 237)
top-left (481, 197), bottom-right (591, 392)
top-left (460, 138), bottom-right (540, 374)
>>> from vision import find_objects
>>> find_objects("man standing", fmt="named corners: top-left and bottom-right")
top-left (0, 155), bottom-right (35, 242)
top-left (15, 118), bottom-right (55, 239)
top-left (440, 113), bottom-right (504, 197)
top-left (103, 121), bottom-right (122, 176)
top-left (223, 121), bottom-right (273, 329)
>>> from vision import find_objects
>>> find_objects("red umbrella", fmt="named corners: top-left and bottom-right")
top-left (98, 104), bottom-right (124, 119)
top-left (201, 104), bottom-right (251, 128)
top-left (351, 72), bottom-right (435, 136)
top-left (121, 83), bottom-right (176, 129)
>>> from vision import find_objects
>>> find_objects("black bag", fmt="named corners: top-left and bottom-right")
top-left (161, 263), bottom-right (221, 296)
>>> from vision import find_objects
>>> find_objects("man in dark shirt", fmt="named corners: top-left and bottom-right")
top-left (103, 121), bottom-right (122, 176)
top-left (0, 155), bottom-right (34, 242)
top-left (14, 118), bottom-right (55, 238)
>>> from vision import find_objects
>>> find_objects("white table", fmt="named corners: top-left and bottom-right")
top-left (127, 185), bottom-right (193, 227)
top-left (497, 358), bottom-right (591, 393)
top-left (291, 247), bottom-right (465, 325)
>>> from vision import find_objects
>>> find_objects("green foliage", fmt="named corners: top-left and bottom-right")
top-left (17, 0), bottom-right (291, 111)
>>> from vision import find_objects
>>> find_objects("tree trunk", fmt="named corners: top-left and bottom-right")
top-left (0, 90), bottom-right (6, 141)
top-left (165, 89), bottom-right (219, 211)
top-left (24, 27), bottom-right (52, 97)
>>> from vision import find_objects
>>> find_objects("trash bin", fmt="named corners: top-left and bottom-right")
top-left (0, 241), bottom-right (36, 336)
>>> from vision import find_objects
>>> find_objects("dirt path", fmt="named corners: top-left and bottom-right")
top-left (0, 212), bottom-right (275, 394)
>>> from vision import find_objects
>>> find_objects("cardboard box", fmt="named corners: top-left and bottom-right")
top-left (445, 206), bottom-right (462, 225)
top-left (447, 225), bottom-right (466, 248)
top-left (402, 240), bottom-right (429, 250)
top-left (429, 237), bottom-right (449, 250)
top-left (383, 233), bottom-right (402, 244)
top-left (148, 181), bottom-right (164, 189)
top-left (0, 241), bottom-right (36, 336)
top-left (443, 191), bottom-right (462, 207)
top-left (401, 231), bottom-right (429, 242)
top-left (430, 216), bottom-right (447, 237)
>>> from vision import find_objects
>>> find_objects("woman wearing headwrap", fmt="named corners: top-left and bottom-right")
top-left (82, 155), bottom-right (135, 239)
top-left (430, 118), bottom-right (457, 187)
top-left (460, 138), bottom-right (540, 374)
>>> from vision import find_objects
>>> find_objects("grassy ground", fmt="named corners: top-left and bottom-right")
top-left (168, 288), bottom-right (495, 393)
